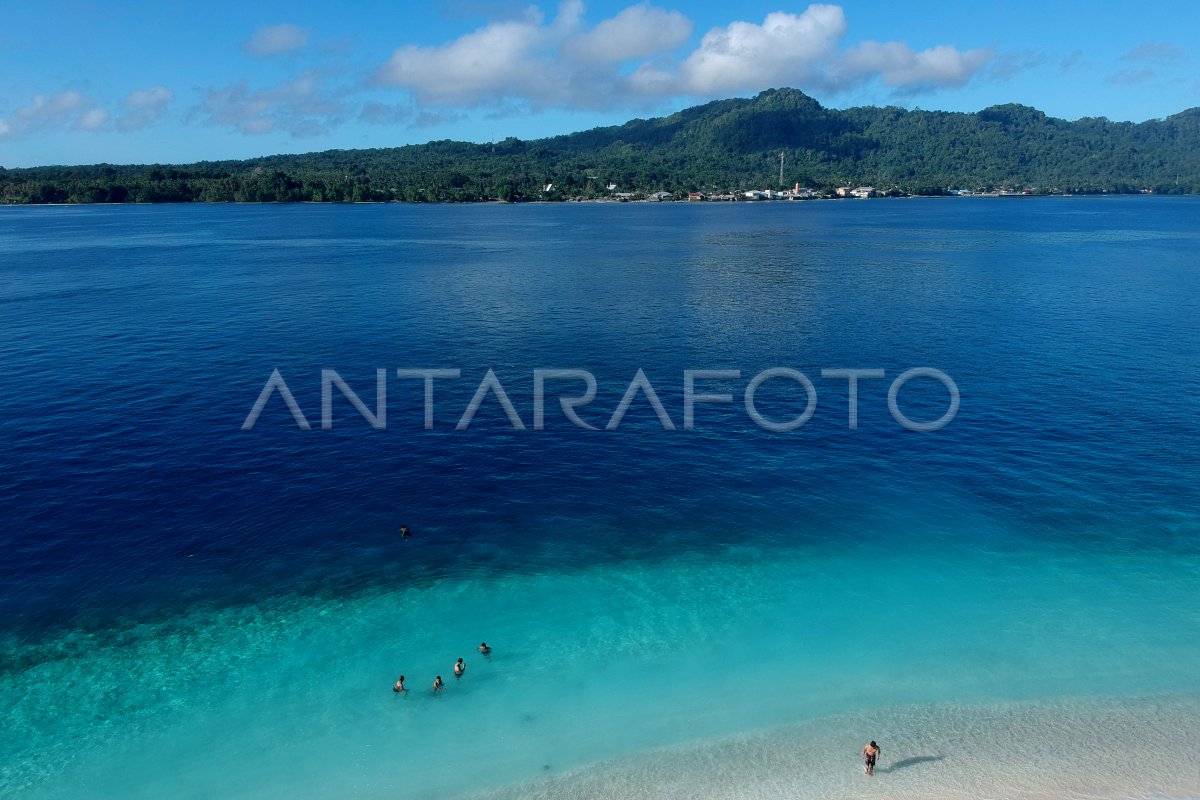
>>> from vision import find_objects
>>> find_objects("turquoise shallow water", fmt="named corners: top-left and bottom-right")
top-left (6, 534), bottom-right (1199, 798)
top-left (1, 198), bottom-right (1199, 797)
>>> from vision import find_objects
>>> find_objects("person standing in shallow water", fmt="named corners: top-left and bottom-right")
top-left (392, 675), bottom-right (407, 693)
top-left (862, 741), bottom-right (881, 775)
top-left (478, 642), bottom-right (491, 655)
top-left (432, 675), bottom-right (445, 692)
top-left (453, 658), bottom-right (466, 678)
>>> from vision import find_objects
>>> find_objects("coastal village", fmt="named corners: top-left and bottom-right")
top-left (562, 183), bottom-right (1048, 202)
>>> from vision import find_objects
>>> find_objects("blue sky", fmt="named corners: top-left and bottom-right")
top-left (1, 1), bottom-right (1197, 167)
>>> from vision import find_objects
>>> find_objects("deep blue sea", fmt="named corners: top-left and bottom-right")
top-left (1, 198), bottom-right (1198, 799)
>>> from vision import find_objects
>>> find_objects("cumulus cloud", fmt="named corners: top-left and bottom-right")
top-left (840, 41), bottom-right (993, 91)
top-left (563, 4), bottom-right (692, 62)
top-left (630, 6), bottom-right (990, 98)
top-left (374, 1), bottom-right (585, 106)
top-left (0, 86), bottom-right (177, 140)
top-left (20, 91), bottom-right (88, 122)
top-left (191, 72), bottom-right (344, 136)
top-left (375, 2), bottom-right (992, 112)
top-left (244, 23), bottom-right (308, 57)
top-left (652, 5), bottom-right (847, 95)
top-left (0, 90), bottom-right (106, 139)
top-left (117, 86), bottom-right (173, 132)
top-left (77, 108), bottom-right (109, 130)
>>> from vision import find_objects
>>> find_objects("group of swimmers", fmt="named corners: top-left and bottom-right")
top-left (392, 525), bottom-right (492, 695)
top-left (393, 642), bottom-right (492, 694)
top-left (395, 526), bottom-right (882, 772)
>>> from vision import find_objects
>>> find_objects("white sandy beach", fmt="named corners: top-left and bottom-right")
top-left (472, 695), bottom-right (1200, 800)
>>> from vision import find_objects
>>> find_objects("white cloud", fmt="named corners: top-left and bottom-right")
top-left (244, 23), bottom-right (309, 57)
top-left (840, 41), bottom-right (993, 91)
top-left (0, 90), bottom-right (105, 139)
top-left (77, 108), bottom-right (109, 130)
top-left (374, 1), bottom-right (585, 106)
top-left (374, 2), bottom-right (992, 113)
top-left (563, 4), bottom-right (692, 63)
top-left (0, 86), bottom-right (178, 140)
top-left (18, 90), bottom-right (88, 122)
top-left (192, 72), bottom-right (344, 136)
top-left (630, 6), bottom-right (990, 98)
top-left (664, 6), bottom-right (847, 95)
top-left (117, 85), bottom-right (174, 132)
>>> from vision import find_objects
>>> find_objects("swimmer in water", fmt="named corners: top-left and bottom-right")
top-left (433, 675), bottom-right (445, 692)
top-left (478, 642), bottom-right (491, 655)
top-left (399, 524), bottom-right (411, 539)
top-left (393, 675), bottom-right (407, 693)
top-left (454, 658), bottom-right (466, 678)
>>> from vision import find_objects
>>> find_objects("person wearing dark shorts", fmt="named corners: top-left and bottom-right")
top-left (862, 740), bottom-right (880, 775)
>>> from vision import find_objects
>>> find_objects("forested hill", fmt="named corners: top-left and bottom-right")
top-left (3, 88), bottom-right (1199, 203)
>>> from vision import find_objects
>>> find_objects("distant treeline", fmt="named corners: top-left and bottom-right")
top-left (3, 88), bottom-right (1199, 204)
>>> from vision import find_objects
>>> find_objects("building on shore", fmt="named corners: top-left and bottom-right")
top-left (784, 184), bottom-right (819, 199)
